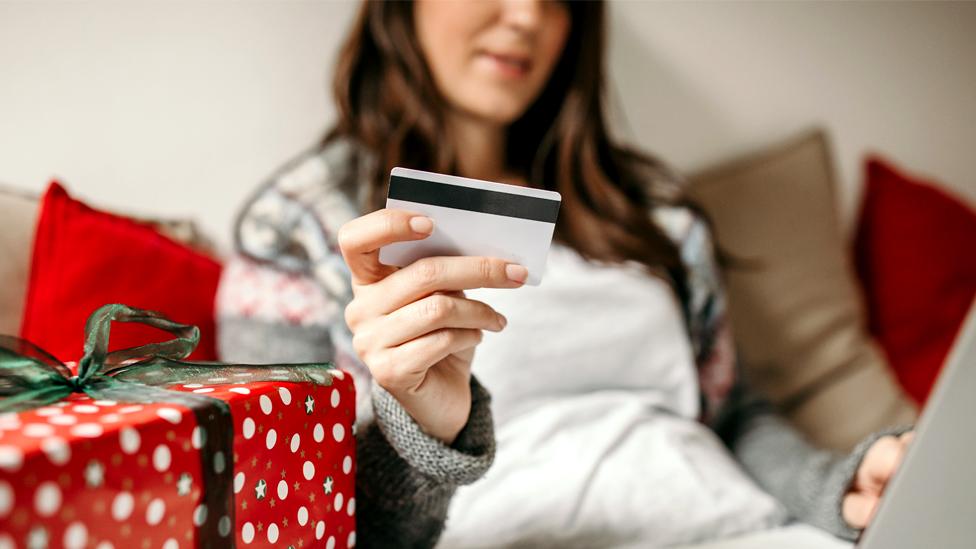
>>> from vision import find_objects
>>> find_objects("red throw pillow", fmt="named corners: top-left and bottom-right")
top-left (20, 182), bottom-right (222, 362)
top-left (855, 157), bottom-right (976, 404)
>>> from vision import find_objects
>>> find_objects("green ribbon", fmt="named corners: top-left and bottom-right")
top-left (0, 304), bottom-right (339, 548)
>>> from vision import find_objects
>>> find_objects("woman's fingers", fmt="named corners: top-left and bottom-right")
top-left (357, 255), bottom-right (527, 315)
top-left (354, 295), bottom-right (505, 352)
top-left (844, 431), bottom-right (917, 528)
top-left (336, 208), bottom-right (434, 285)
top-left (843, 492), bottom-right (879, 529)
top-left (336, 209), bottom-right (520, 444)
top-left (451, 345), bottom-right (476, 364)
top-left (369, 328), bottom-right (483, 392)
top-left (855, 435), bottom-right (905, 496)
top-left (898, 431), bottom-right (915, 447)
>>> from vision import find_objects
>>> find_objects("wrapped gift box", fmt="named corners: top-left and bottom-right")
top-left (0, 305), bottom-right (357, 549)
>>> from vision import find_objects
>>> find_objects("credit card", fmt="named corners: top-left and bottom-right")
top-left (378, 167), bottom-right (561, 285)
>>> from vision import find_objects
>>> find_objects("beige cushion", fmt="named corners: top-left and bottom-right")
top-left (0, 186), bottom-right (38, 336)
top-left (688, 130), bottom-right (916, 451)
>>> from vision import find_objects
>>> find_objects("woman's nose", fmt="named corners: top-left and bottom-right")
top-left (499, 0), bottom-right (544, 34)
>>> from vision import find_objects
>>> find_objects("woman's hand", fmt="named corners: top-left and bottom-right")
top-left (843, 431), bottom-right (915, 529)
top-left (338, 208), bottom-right (527, 444)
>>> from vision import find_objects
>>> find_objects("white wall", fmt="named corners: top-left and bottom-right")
top-left (0, 0), bottom-right (356, 251)
top-left (608, 1), bottom-right (976, 228)
top-left (1, 1), bottom-right (974, 253)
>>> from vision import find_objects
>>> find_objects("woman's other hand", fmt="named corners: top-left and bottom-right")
top-left (843, 431), bottom-right (915, 529)
top-left (338, 208), bottom-right (526, 444)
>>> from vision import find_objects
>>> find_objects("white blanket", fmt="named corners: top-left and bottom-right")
top-left (440, 245), bottom-right (787, 547)
top-left (669, 524), bottom-right (853, 549)
top-left (438, 393), bottom-right (787, 548)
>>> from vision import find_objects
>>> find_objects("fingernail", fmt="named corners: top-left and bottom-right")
top-left (505, 264), bottom-right (528, 283)
top-left (409, 216), bottom-right (434, 234)
top-left (496, 314), bottom-right (507, 329)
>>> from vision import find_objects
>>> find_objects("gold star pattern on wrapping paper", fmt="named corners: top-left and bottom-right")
top-left (322, 476), bottom-right (334, 495)
top-left (79, 382), bottom-right (358, 544)
top-left (176, 473), bottom-right (193, 496)
top-left (255, 479), bottom-right (267, 500)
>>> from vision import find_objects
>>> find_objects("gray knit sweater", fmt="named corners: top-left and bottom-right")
top-left (217, 141), bottom-right (908, 547)
top-left (358, 378), bottom-right (495, 548)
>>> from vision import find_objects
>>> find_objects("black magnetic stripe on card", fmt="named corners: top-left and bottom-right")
top-left (388, 175), bottom-right (561, 223)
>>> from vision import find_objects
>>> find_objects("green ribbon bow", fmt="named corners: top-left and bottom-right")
top-left (0, 304), bottom-right (339, 548)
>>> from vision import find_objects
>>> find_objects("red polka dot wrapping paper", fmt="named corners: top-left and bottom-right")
top-left (0, 370), bottom-right (357, 549)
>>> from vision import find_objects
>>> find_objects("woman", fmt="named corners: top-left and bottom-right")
top-left (218, 1), bottom-right (912, 547)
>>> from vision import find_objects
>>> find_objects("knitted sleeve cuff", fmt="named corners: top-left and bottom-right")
top-left (820, 425), bottom-right (914, 541)
top-left (372, 375), bottom-right (496, 486)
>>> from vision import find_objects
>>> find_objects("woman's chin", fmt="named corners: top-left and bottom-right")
top-left (457, 99), bottom-right (532, 127)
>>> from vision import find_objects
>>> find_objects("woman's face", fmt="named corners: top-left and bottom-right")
top-left (414, 0), bottom-right (571, 126)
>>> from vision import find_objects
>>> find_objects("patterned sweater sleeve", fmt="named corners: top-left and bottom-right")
top-left (659, 206), bottom-right (908, 541)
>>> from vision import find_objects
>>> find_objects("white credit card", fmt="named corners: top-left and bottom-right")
top-left (378, 167), bottom-right (561, 285)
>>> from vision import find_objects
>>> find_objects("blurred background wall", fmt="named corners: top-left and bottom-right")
top-left (1, 0), bottom-right (974, 251)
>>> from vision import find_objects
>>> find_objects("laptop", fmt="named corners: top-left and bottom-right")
top-left (858, 299), bottom-right (976, 548)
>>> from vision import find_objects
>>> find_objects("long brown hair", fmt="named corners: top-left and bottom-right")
top-left (326, 1), bottom-right (691, 304)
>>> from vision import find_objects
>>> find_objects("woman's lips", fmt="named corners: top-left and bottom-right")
top-left (477, 51), bottom-right (532, 78)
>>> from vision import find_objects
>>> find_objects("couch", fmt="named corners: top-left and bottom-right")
top-left (0, 129), bottom-right (921, 548)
